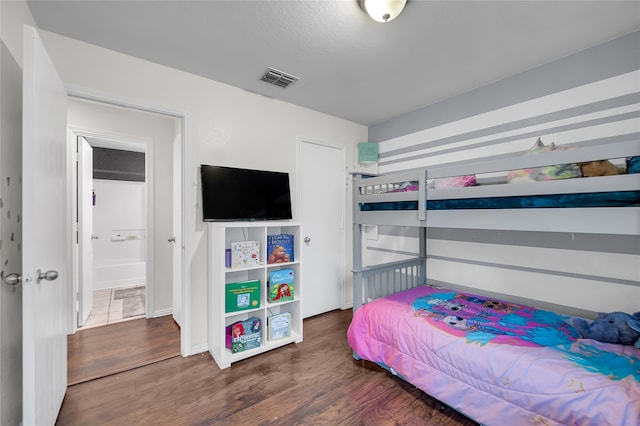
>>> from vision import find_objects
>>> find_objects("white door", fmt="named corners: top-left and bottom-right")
top-left (299, 140), bottom-right (345, 318)
top-left (172, 134), bottom-right (182, 326)
top-left (22, 25), bottom-right (69, 425)
top-left (77, 137), bottom-right (93, 326)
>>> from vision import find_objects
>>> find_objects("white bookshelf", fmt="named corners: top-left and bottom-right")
top-left (208, 221), bottom-right (303, 369)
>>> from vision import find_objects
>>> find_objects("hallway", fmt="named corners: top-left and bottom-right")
top-left (67, 315), bottom-right (180, 386)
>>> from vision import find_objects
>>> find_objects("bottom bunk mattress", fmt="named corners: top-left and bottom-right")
top-left (347, 285), bottom-right (640, 426)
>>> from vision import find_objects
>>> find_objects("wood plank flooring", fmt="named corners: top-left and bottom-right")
top-left (67, 315), bottom-right (181, 385)
top-left (59, 309), bottom-right (478, 425)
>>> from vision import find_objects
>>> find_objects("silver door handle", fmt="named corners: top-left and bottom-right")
top-left (4, 273), bottom-right (21, 286)
top-left (37, 269), bottom-right (58, 282)
top-left (168, 237), bottom-right (176, 243)
top-left (304, 237), bottom-right (311, 243)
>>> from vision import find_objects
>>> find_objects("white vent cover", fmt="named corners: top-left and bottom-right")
top-left (259, 67), bottom-right (299, 88)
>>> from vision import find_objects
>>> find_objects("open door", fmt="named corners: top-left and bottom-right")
top-left (172, 132), bottom-right (182, 326)
top-left (77, 136), bottom-right (93, 326)
top-left (22, 25), bottom-right (68, 424)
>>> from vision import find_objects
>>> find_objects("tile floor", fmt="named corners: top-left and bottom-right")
top-left (81, 285), bottom-right (146, 329)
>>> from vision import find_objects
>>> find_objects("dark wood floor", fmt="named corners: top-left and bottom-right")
top-left (67, 316), bottom-right (181, 385)
top-left (58, 309), bottom-right (478, 425)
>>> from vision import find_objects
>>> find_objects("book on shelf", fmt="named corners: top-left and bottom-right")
top-left (226, 316), bottom-right (262, 353)
top-left (225, 280), bottom-right (261, 313)
top-left (267, 312), bottom-right (291, 341)
top-left (268, 268), bottom-right (294, 303)
top-left (266, 234), bottom-right (294, 264)
top-left (231, 240), bottom-right (260, 269)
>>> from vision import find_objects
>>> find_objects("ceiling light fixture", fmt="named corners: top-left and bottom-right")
top-left (359, 0), bottom-right (407, 23)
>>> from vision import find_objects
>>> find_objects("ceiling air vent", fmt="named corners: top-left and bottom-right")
top-left (259, 67), bottom-right (299, 89)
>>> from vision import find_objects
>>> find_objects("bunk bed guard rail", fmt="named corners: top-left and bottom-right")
top-left (352, 258), bottom-right (426, 312)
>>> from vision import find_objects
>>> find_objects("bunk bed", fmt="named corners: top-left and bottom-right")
top-left (347, 139), bottom-right (640, 425)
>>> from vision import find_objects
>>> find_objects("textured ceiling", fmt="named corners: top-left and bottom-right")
top-left (27, 1), bottom-right (640, 126)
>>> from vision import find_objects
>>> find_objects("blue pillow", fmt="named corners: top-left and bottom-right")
top-left (627, 157), bottom-right (640, 174)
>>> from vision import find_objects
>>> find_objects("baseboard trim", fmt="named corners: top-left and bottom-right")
top-left (152, 308), bottom-right (173, 318)
top-left (189, 343), bottom-right (209, 356)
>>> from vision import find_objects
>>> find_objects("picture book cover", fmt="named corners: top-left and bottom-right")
top-left (225, 316), bottom-right (262, 353)
top-left (267, 312), bottom-right (291, 341)
top-left (268, 268), bottom-right (294, 303)
top-left (231, 240), bottom-right (260, 269)
top-left (225, 280), bottom-right (261, 313)
top-left (266, 234), bottom-right (294, 264)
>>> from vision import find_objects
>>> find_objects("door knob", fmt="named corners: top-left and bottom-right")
top-left (168, 237), bottom-right (176, 243)
top-left (4, 273), bottom-right (21, 286)
top-left (37, 269), bottom-right (58, 283)
top-left (304, 237), bottom-right (311, 243)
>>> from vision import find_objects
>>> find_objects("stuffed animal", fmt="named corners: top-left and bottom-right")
top-left (573, 312), bottom-right (640, 348)
top-left (579, 160), bottom-right (620, 177)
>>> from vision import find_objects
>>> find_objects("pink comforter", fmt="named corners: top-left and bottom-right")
top-left (347, 286), bottom-right (640, 425)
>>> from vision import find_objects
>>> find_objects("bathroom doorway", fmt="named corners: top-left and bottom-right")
top-left (78, 138), bottom-right (149, 328)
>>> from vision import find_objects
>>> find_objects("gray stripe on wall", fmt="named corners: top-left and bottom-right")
top-left (367, 246), bottom-right (417, 258)
top-left (369, 31), bottom-right (640, 142)
top-left (380, 226), bottom-right (640, 255)
top-left (381, 133), bottom-right (640, 172)
top-left (379, 94), bottom-right (640, 160)
top-left (380, 111), bottom-right (640, 167)
top-left (428, 254), bottom-right (640, 287)
top-left (379, 225), bottom-right (418, 238)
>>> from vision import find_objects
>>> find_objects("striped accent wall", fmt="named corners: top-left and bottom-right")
top-left (378, 70), bottom-right (639, 174)
top-left (365, 31), bottom-right (640, 316)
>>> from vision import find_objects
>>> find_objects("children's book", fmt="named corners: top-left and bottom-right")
top-left (225, 280), bottom-right (261, 313)
top-left (266, 234), bottom-right (294, 264)
top-left (267, 312), bottom-right (291, 341)
top-left (268, 268), bottom-right (294, 303)
top-left (231, 240), bottom-right (260, 269)
top-left (225, 316), bottom-right (262, 353)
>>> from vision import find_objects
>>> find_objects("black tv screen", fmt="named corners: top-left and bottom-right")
top-left (200, 165), bottom-right (293, 221)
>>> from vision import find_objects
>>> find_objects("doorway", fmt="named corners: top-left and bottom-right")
top-left (68, 97), bottom-right (183, 337)
top-left (76, 136), bottom-right (150, 328)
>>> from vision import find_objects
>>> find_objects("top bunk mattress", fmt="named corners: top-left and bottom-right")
top-left (360, 190), bottom-right (640, 210)
top-left (347, 285), bottom-right (640, 426)
top-left (356, 140), bottom-right (640, 210)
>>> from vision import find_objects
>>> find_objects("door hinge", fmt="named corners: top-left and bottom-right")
top-left (76, 292), bottom-right (80, 301)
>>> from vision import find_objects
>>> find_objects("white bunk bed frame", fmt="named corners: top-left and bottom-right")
top-left (352, 139), bottom-right (640, 312)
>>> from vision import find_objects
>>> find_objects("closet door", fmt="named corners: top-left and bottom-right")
top-left (299, 139), bottom-right (345, 318)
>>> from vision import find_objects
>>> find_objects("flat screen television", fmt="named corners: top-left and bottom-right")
top-left (200, 164), bottom-right (293, 221)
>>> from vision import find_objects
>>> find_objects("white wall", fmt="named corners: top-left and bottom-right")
top-left (68, 97), bottom-right (177, 314)
top-left (92, 179), bottom-right (146, 290)
top-left (42, 29), bottom-right (367, 352)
